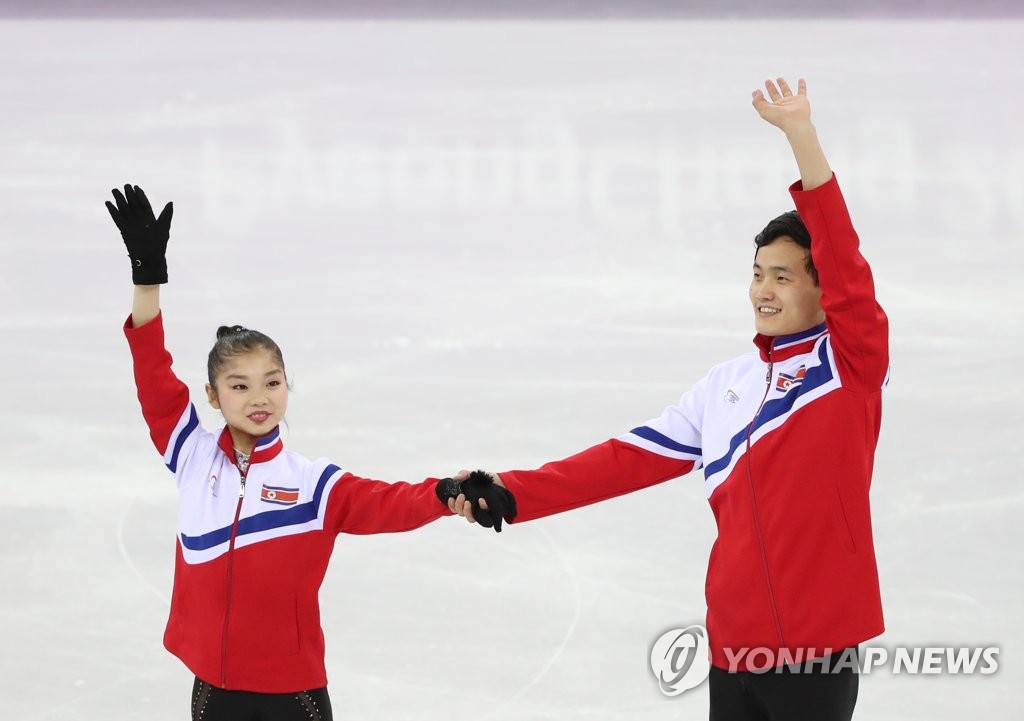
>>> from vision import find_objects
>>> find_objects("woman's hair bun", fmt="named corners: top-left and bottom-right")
top-left (216, 324), bottom-right (248, 340)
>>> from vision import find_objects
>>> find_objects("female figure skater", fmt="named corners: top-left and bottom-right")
top-left (107, 185), bottom-right (515, 721)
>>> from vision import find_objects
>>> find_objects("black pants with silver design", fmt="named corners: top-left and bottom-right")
top-left (191, 677), bottom-right (333, 721)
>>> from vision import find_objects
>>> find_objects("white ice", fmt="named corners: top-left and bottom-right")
top-left (0, 18), bottom-right (1021, 720)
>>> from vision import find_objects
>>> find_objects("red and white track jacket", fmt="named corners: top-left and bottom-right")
top-left (500, 175), bottom-right (888, 670)
top-left (125, 315), bottom-right (449, 692)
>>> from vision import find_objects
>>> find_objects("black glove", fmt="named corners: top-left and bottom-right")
top-left (435, 470), bottom-right (518, 533)
top-left (105, 184), bottom-right (173, 285)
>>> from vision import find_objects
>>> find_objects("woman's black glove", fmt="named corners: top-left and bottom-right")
top-left (106, 184), bottom-right (173, 285)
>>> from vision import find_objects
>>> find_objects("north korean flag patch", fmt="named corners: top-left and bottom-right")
top-left (260, 484), bottom-right (300, 506)
top-left (775, 366), bottom-right (807, 392)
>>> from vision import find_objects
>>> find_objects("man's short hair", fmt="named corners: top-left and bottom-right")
top-left (753, 210), bottom-right (819, 286)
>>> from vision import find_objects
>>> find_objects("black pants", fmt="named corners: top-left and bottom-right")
top-left (191, 677), bottom-right (333, 721)
top-left (708, 647), bottom-right (859, 721)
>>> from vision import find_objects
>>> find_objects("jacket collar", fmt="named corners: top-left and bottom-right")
top-left (753, 322), bottom-right (828, 363)
top-left (217, 425), bottom-right (284, 465)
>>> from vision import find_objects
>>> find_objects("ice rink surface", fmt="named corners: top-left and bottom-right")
top-left (1, 17), bottom-right (1021, 720)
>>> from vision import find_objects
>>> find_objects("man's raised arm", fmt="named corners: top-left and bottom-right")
top-left (755, 77), bottom-right (888, 391)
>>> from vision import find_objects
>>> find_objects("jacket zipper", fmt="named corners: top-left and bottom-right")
top-left (744, 348), bottom-right (787, 650)
top-left (219, 462), bottom-right (248, 688)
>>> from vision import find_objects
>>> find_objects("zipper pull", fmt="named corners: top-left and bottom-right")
top-left (765, 362), bottom-right (773, 384)
top-left (239, 475), bottom-right (246, 499)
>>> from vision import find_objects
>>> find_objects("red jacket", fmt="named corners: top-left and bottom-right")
top-left (125, 314), bottom-right (448, 691)
top-left (499, 175), bottom-right (888, 670)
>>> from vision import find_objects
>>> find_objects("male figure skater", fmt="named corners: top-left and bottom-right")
top-left (453, 77), bottom-right (888, 721)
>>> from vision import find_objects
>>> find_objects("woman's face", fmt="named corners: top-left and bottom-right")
top-left (205, 348), bottom-right (288, 451)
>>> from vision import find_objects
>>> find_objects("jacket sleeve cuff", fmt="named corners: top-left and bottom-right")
top-left (123, 310), bottom-right (165, 347)
top-left (788, 171), bottom-right (839, 200)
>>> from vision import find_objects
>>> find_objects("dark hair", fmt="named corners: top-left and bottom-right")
top-left (753, 210), bottom-right (818, 285)
top-left (207, 325), bottom-right (286, 387)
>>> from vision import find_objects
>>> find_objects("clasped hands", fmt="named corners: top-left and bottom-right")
top-left (435, 469), bottom-right (515, 533)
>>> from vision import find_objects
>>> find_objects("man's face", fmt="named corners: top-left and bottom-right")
top-left (749, 237), bottom-right (825, 337)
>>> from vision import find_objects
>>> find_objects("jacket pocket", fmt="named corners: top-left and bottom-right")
top-left (830, 485), bottom-right (857, 554)
top-left (234, 591), bottom-right (301, 658)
